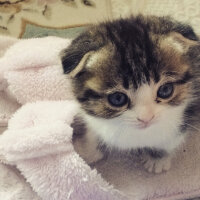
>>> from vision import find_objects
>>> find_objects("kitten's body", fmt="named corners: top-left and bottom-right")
top-left (61, 15), bottom-right (200, 173)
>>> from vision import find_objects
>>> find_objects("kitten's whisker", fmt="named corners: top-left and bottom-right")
top-left (183, 122), bottom-right (200, 132)
top-left (122, 118), bottom-right (137, 123)
top-left (122, 120), bottom-right (138, 126)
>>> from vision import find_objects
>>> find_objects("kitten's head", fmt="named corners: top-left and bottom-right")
top-left (61, 16), bottom-right (200, 149)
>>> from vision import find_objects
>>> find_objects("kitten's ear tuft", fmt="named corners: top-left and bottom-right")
top-left (163, 32), bottom-right (198, 54)
top-left (61, 32), bottom-right (102, 77)
top-left (171, 23), bottom-right (199, 50)
top-left (65, 52), bottom-right (92, 78)
top-left (61, 51), bottom-right (85, 74)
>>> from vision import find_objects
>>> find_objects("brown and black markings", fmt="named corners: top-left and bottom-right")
top-left (61, 15), bottom-right (200, 132)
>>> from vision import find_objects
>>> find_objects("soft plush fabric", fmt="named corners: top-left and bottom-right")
top-left (0, 36), bottom-right (73, 126)
top-left (0, 101), bottom-right (127, 200)
top-left (0, 36), bottom-right (200, 200)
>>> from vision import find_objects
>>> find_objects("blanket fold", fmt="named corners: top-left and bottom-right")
top-left (0, 101), bottom-right (127, 200)
top-left (0, 36), bottom-right (73, 126)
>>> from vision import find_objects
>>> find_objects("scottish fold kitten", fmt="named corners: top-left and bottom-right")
top-left (61, 15), bottom-right (200, 173)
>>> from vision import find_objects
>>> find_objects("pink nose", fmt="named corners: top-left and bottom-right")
top-left (137, 115), bottom-right (155, 124)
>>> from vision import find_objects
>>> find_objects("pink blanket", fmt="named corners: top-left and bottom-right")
top-left (0, 36), bottom-right (199, 200)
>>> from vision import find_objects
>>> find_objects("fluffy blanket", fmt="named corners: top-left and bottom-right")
top-left (0, 36), bottom-right (200, 200)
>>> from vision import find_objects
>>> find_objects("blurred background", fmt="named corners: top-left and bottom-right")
top-left (0, 0), bottom-right (199, 39)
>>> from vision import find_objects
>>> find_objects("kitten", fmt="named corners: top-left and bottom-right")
top-left (61, 15), bottom-right (200, 173)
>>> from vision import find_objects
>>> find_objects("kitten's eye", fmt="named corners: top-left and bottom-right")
top-left (157, 83), bottom-right (174, 99)
top-left (108, 92), bottom-right (128, 107)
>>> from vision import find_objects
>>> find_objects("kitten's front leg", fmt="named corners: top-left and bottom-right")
top-left (73, 129), bottom-right (104, 164)
top-left (141, 149), bottom-right (172, 173)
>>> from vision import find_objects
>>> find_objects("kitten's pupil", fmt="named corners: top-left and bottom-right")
top-left (108, 92), bottom-right (128, 107)
top-left (157, 83), bottom-right (174, 99)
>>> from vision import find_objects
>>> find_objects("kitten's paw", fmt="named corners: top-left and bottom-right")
top-left (74, 140), bottom-right (104, 164)
top-left (141, 156), bottom-right (171, 173)
top-left (73, 130), bottom-right (104, 164)
top-left (84, 149), bottom-right (104, 164)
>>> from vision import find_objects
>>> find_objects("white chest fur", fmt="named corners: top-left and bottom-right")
top-left (83, 104), bottom-right (186, 153)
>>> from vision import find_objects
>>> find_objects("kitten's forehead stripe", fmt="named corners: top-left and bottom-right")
top-left (104, 18), bottom-right (160, 88)
top-left (122, 76), bottom-right (129, 89)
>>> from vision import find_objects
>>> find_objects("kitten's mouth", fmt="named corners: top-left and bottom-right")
top-left (135, 122), bottom-right (153, 129)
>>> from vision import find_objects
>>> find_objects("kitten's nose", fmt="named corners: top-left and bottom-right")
top-left (137, 115), bottom-right (155, 124)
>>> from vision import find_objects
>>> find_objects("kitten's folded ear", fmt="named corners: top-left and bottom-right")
top-left (162, 31), bottom-right (199, 54)
top-left (174, 23), bottom-right (199, 41)
top-left (61, 32), bottom-right (102, 77)
top-left (152, 16), bottom-right (199, 41)
top-left (168, 19), bottom-right (199, 48)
